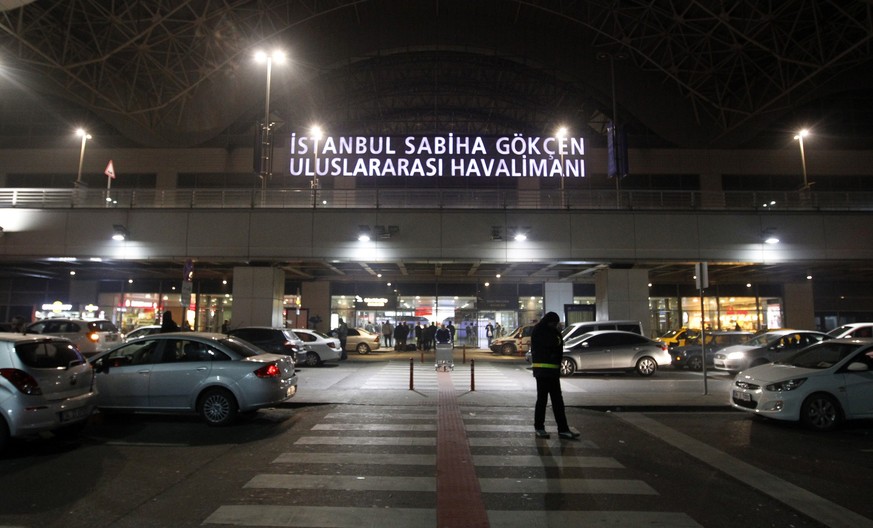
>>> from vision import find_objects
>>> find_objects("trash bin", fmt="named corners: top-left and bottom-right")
top-left (435, 343), bottom-right (454, 371)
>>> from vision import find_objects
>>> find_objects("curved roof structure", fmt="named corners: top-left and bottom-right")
top-left (2, 0), bottom-right (871, 150)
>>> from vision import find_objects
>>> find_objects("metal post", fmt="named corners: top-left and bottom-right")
top-left (470, 359), bottom-right (475, 391)
top-left (462, 344), bottom-right (466, 364)
top-left (409, 357), bottom-right (414, 390)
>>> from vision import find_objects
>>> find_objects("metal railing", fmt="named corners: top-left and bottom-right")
top-left (0, 188), bottom-right (870, 212)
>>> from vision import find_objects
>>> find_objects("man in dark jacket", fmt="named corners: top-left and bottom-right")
top-left (530, 312), bottom-right (580, 439)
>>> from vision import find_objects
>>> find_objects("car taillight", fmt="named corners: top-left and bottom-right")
top-left (660, 343), bottom-right (668, 351)
top-left (254, 363), bottom-right (281, 378)
top-left (88, 332), bottom-right (100, 343)
top-left (0, 368), bottom-right (42, 395)
top-left (283, 341), bottom-right (300, 352)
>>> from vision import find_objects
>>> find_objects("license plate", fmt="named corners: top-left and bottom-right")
top-left (60, 406), bottom-right (91, 423)
top-left (733, 390), bottom-right (751, 402)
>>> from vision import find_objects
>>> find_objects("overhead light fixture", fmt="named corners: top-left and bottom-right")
top-left (357, 225), bottom-right (371, 242)
top-left (112, 224), bottom-right (129, 241)
top-left (510, 227), bottom-right (530, 241)
top-left (490, 226), bottom-right (503, 241)
top-left (762, 228), bottom-right (779, 245)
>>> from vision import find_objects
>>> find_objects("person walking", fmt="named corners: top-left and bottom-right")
top-left (530, 311), bottom-right (580, 440)
top-left (446, 321), bottom-right (456, 345)
top-left (485, 321), bottom-right (494, 347)
top-left (415, 323), bottom-right (424, 350)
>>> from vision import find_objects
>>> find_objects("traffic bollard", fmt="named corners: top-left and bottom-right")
top-left (409, 357), bottom-right (414, 390)
top-left (470, 359), bottom-right (475, 391)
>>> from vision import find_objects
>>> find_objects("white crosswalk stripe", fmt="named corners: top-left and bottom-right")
top-left (202, 407), bottom-right (703, 527)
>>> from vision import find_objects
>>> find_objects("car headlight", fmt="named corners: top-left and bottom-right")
top-left (726, 351), bottom-right (746, 360)
top-left (765, 378), bottom-right (807, 391)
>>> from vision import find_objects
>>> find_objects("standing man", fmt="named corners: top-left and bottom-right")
top-left (485, 321), bottom-right (494, 347)
top-left (382, 320), bottom-right (393, 348)
top-left (530, 312), bottom-right (580, 440)
top-left (446, 321), bottom-right (456, 345)
top-left (337, 318), bottom-right (349, 360)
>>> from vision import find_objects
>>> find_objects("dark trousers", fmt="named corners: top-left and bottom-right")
top-left (534, 375), bottom-right (569, 432)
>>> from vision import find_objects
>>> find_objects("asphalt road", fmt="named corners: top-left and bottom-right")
top-left (1, 359), bottom-right (871, 528)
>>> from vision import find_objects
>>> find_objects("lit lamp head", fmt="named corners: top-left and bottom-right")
top-left (112, 224), bottom-right (129, 241)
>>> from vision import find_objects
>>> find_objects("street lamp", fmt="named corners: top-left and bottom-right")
top-left (75, 128), bottom-right (91, 187)
top-left (254, 49), bottom-right (286, 192)
top-left (555, 125), bottom-right (568, 207)
top-left (793, 128), bottom-right (810, 190)
top-left (309, 124), bottom-right (323, 207)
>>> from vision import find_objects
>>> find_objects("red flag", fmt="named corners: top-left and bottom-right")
top-left (104, 160), bottom-right (116, 179)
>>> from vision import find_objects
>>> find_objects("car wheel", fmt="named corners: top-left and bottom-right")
top-left (636, 357), bottom-right (657, 376)
top-left (305, 351), bottom-right (321, 367)
top-left (198, 388), bottom-right (239, 426)
top-left (356, 343), bottom-right (371, 355)
top-left (687, 356), bottom-right (703, 371)
top-left (800, 393), bottom-right (842, 432)
top-left (559, 357), bottom-right (576, 377)
top-left (0, 418), bottom-right (9, 453)
top-left (501, 343), bottom-right (516, 355)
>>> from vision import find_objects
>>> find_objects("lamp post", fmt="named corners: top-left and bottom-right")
top-left (75, 128), bottom-right (91, 187)
top-left (310, 124), bottom-right (323, 207)
top-left (793, 128), bottom-right (810, 190)
top-left (254, 49), bottom-right (285, 193)
top-left (555, 126), bottom-right (568, 207)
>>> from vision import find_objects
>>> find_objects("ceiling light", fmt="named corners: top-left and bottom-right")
top-left (112, 224), bottom-right (129, 241)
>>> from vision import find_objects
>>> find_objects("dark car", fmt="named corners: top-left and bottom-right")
top-left (226, 327), bottom-right (304, 362)
top-left (671, 331), bottom-right (754, 371)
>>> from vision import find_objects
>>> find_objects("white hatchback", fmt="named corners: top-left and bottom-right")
top-left (0, 334), bottom-right (97, 451)
top-left (25, 318), bottom-right (122, 357)
top-left (731, 338), bottom-right (873, 431)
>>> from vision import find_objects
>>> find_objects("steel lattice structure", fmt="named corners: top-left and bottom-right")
top-left (1, 0), bottom-right (870, 149)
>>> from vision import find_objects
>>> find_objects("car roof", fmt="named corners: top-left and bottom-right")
top-left (0, 332), bottom-right (74, 344)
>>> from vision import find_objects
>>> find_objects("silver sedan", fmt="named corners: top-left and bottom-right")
top-left (560, 330), bottom-right (671, 377)
top-left (292, 328), bottom-right (343, 366)
top-left (89, 332), bottom-right (297, 426)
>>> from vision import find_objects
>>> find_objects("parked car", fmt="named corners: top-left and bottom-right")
top-left (658, 326), bottom-right (699, 348)
top-left (731, 338), bottom-right (873, 431)
top-left (0, 334), bottom-right (97, 451)
top-left (89, 332), bottom-right (297, 426)
top-left (671, 330), bottom-right (754, 371)
top-left (713, 330), bottom-right (830, 373)
top-left (291, 328), bottom-right (343, 366)
top-left (827, 322), bottom-right (873, 339)
top-left (25, 318), bottom-right (122, 357)
top-left (562, 320), bottom-right (643, 342)
top-left (557, 330), bottom-right (671, 377)
top-left (226, 327), bottom-right (305, 363)
top-left (490, 324), bottom-right (534, 355)
top-left (344, 327), bottom-right (382, 355)
top-left (124, 324), bottom-right (161, 341)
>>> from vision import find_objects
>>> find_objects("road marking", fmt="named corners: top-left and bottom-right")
top-left (488, 510), bottom-right (702, 527)
top-left (204, 505), bottom-right (435, 527)
top-left (472, 454), bottom-right (624, 468)
top-left (294, 436), bottom-right (436, 446)
top-left (246, 474), bottom-right (436, 492)
top-left (273, 453), bottom-right (435, 465)
top-left (616, 412), bottom-right (873, 528)
top-left (478, 477), bottom-right (657, 494)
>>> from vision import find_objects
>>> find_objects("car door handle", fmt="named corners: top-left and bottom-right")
top-left (138, 370), bottom-right (150, 375)
top-left (196, 366), bottom-right (208, 371)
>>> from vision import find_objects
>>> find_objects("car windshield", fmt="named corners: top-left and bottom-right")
top-left (219, 337), bottom-right (263, 358)
top-left (743, 332), bottom-right (782, 347)
top-left (779, 342), bottom-right (864, 369)
top-left (309, 330), bottom-right (332, 339)
top-left (16, 340), bottom-right (85, 368)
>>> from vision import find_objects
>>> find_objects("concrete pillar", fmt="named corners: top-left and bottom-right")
top-left (783, 281), bottom-right (815, 330)
top-left (231, 267), bottom-right (285, 327)
top-left (544, 282), bottom-right (574, 324)
top-left (699, 172), bottom-right (725, 208)
top-left (595, 268), bottom-right (651, 336)
top-left (301, 281), bottom-right (331, 333)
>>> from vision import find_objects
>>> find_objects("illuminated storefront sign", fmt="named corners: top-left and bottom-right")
top-left (289, 134), bottom-right (585, 178)
top-left (356, 296), bottom-right (390, 307)
top-left (42, 301), bottom-right (73, 312)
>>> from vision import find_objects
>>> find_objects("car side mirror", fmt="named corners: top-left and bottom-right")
top-left (847, 362), bottom-right (869, 372)
top-left (93, 359), bottom-right (109, 373)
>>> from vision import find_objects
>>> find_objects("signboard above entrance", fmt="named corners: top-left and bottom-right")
top-left (288, 134), bottom-right (585, 178)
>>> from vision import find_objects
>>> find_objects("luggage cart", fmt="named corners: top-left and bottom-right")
top-left (435, 343), bottom-right (454, 371)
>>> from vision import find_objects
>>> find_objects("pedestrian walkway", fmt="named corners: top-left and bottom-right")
top-left (203, 399), bottom-right (703, 527)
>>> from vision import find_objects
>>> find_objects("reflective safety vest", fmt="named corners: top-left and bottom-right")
top-left (531, 362), bottom-right (560, 369)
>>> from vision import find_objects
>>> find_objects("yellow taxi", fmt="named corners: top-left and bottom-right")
top-left (658, 326), bottom-right (699, 348)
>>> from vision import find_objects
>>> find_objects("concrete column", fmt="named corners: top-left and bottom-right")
top-left (595, 268), bottom-right (651, 336)
top-left (783, 281), bottom-right (815, 330)
top-left (301, 281), bottom-right (331, 333)
top-left (699, 172), bottom-right (724, 208)
top-left (231, 267), bottom-right (285, 327)
top-left (544, 282), bottom-right (574, 324)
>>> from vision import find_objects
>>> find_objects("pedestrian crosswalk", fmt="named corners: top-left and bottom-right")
top-left (203, 405), bottom-right (703, 527)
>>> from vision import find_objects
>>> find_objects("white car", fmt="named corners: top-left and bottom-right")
top-left (124, 325), bottom-right (162, 341)
top-left (24, 318), bottom-right (122, 357)
top-left (0, 334), bottom-right (97, 451)
top-left (292, 328), bottom-right (343, 366)
top-left (731, 338), bottom-right (873, 431)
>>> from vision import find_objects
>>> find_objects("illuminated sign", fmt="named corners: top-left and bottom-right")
top-left (355, 296), bottom-right (390, 307)
top-left (42, 301), bottom-right (73, 312)
top-left (289, 134), bottom-right (585, 178)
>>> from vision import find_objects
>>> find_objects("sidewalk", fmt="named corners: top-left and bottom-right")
top-left (293, 345), bottom-right (735, 411)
